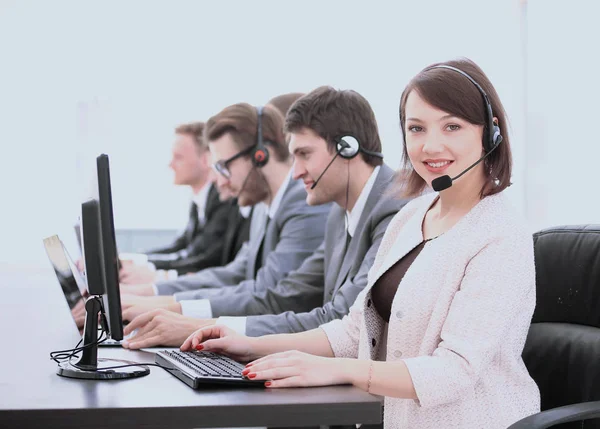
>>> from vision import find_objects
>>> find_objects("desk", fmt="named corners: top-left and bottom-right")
top-left (0, 264), bottom-right (382, 428)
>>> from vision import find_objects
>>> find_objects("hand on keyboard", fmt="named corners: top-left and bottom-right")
top-left (180, 325), bottom-right (259, 362)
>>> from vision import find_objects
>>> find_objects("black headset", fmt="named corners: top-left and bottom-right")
top-left (334, 135), bottom-right (384, 160)
top-left (251, 106), bottom-right (270, 168)
top-left (422, 65), bottom-right (503, 153)
top-left (310, 135), bottom-right (383, 190)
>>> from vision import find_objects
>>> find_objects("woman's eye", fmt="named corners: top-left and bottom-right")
top-left (407, 125), bottom-right (423, 133)
top-left (446, 124), bottom-right (461, 131)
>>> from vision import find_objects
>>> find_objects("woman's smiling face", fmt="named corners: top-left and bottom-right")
top-left (403, 90), bottom-right (486, 191)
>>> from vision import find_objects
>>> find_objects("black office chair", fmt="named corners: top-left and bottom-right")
top-left (509, 225), bottom-right (600, 429)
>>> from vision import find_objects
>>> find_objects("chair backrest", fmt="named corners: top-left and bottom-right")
top-left (523, 225), bottom-right (600, 428)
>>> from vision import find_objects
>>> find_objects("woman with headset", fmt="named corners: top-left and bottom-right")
top-left (181, 58), bottom-right (540, 428)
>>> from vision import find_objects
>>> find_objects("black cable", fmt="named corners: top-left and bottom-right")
top-left (345, 161), bottom-right (350, 229)
top-left (66, 360), bottom-right (178, 373)
top-left (50, 324), bottom-right (178, 374)
top-left (258, 167), bottom-right (272, 209)
top-left (50, 331), bottom-right (108, 364)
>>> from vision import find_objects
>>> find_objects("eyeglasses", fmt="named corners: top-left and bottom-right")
top-left (212, 145), bottom-right (255, 179)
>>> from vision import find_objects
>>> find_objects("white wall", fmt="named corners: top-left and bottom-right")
top-left (525, 0), bottom-right (600, 230)
top-left (0, 0), bottom-right (532, 266)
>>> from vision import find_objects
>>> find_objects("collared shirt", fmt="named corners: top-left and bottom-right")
top-left (239, 205), bottom-right (252, 218)
top-left (345, 166), bottom-right (380, 237)
top-left (191, 182), bottom-right (212, 227)
top-left (254, 169), bottom-right (292, 221)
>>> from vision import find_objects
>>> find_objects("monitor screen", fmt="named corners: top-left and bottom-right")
top-left (43, 235), bottom-right (86, 331)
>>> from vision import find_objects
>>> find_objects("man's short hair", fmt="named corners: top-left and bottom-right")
top-left (285, 86), bottom-right (383, 166)
top-left (175, 122), bottom-right (207, 153)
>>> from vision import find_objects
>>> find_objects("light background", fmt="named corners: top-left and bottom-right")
top-left (0, 0), bottom-right (598, 266)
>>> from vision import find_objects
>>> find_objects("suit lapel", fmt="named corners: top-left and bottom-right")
top-left (325, 217), bottom-right (348, 288)
top-left (221, 200), bottom-right (239, 264)
top-left (204, 184), bottom-right (218, 218)
top-left (333, 166), bottom-right (394, 292)
top-left (370, 193), bottom-right (436, 286)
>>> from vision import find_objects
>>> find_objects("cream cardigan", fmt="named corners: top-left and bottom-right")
top-left (321, 192), bottom-right (540, 429)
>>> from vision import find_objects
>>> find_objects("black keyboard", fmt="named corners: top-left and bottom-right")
top-left (155, 350), bottom-right (265, 388)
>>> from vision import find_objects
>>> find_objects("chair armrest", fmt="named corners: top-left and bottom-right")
top-left (507, 401), bottom-right (600, 429)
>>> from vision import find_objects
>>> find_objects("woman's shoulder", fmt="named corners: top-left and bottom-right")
top-left (468, 192), bottom-right (533, 245)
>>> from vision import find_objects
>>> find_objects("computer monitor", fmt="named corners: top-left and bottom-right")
top-left (54, 154), bottom-right (149, 380)
top-left (96, 154), bottom-right (124, 340)
top-left (43, 235), bottom-right (86, 331)
top-left (44, 234), bottom-right (125, 346)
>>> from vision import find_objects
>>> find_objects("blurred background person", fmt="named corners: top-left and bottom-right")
top-left (119, 122), bottom-right (240, 284)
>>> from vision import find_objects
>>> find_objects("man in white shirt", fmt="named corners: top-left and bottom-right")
top-left (120, 87), bottom-right (408, 348)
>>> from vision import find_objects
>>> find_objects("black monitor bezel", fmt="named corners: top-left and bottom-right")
top-left (96, 154), bottom-right (124, 341)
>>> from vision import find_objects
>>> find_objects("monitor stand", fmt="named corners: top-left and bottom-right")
top-left (56, 296), bottom-right (150, 380)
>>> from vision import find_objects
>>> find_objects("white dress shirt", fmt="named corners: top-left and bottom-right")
top-left (191, 182), bottom-right (212, 227)
top-left (239, 205), bottom-right (252, 218)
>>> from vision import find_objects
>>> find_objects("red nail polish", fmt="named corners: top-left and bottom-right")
top-left (265, 381), bottom-right (272, 387)
top-left (195, 344), bottom-right (204, 351)
top-left (248, 373), bottom-right (257, 379)
top-left (241, 369), bottom-right (250, 375)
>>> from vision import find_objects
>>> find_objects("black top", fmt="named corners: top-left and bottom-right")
top-left (371, 239), bottom-right (432, 322)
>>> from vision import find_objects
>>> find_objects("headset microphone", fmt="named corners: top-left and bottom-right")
top-left (431, 139), bottom-right (501, 191)
top-left (310, 135), bottom-right (384, 190)
top-left (310, 141), bottom-right (349, 190)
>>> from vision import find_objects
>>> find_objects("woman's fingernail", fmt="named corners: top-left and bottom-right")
top-left (245, 363), bottom-right (253, 368)
top-left (195, 344), bottom-right (204, 350)
top-left (241, 369), bottom-right (250, 376)
top-left (248, 373), bottom-right (257, 379)
top-left (265, 381), bottom-right (272, 387)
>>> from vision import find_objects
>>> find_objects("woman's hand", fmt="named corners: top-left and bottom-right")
top-left (242, 350), bottom-right (354, 388)
top-left (180, 325), bottom-right (260, 362)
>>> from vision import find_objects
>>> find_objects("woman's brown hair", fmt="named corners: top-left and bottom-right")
top-left (397, 58), bottom-right (512, 198)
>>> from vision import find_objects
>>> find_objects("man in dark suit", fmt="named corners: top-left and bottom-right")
top-left (119, 122), bottom-right (243, 284)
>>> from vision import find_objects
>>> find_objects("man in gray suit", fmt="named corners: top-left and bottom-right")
top-left (118, 103), bottom-right (331, 329)
top-left (122, 87), bottom-right (409, 348)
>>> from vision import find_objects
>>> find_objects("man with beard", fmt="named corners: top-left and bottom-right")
top-left (118, 103), bottom-right (332, 345)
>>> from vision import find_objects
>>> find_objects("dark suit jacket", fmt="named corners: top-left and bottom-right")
top-left (146, 184), bottom-right (238, 274)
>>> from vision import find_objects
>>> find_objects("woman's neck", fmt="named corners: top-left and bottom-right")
top-left (423, 176), bottom-right (485, 240)
top-left (435, 173), bottom-right (485, 219)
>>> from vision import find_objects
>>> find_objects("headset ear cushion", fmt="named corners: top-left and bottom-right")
top-left (253, 147), bottom-right (269, 167)
top-left (491, 124), bottom-right (502, 148)
top-left (337, 136), bottom-right (360, 159)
